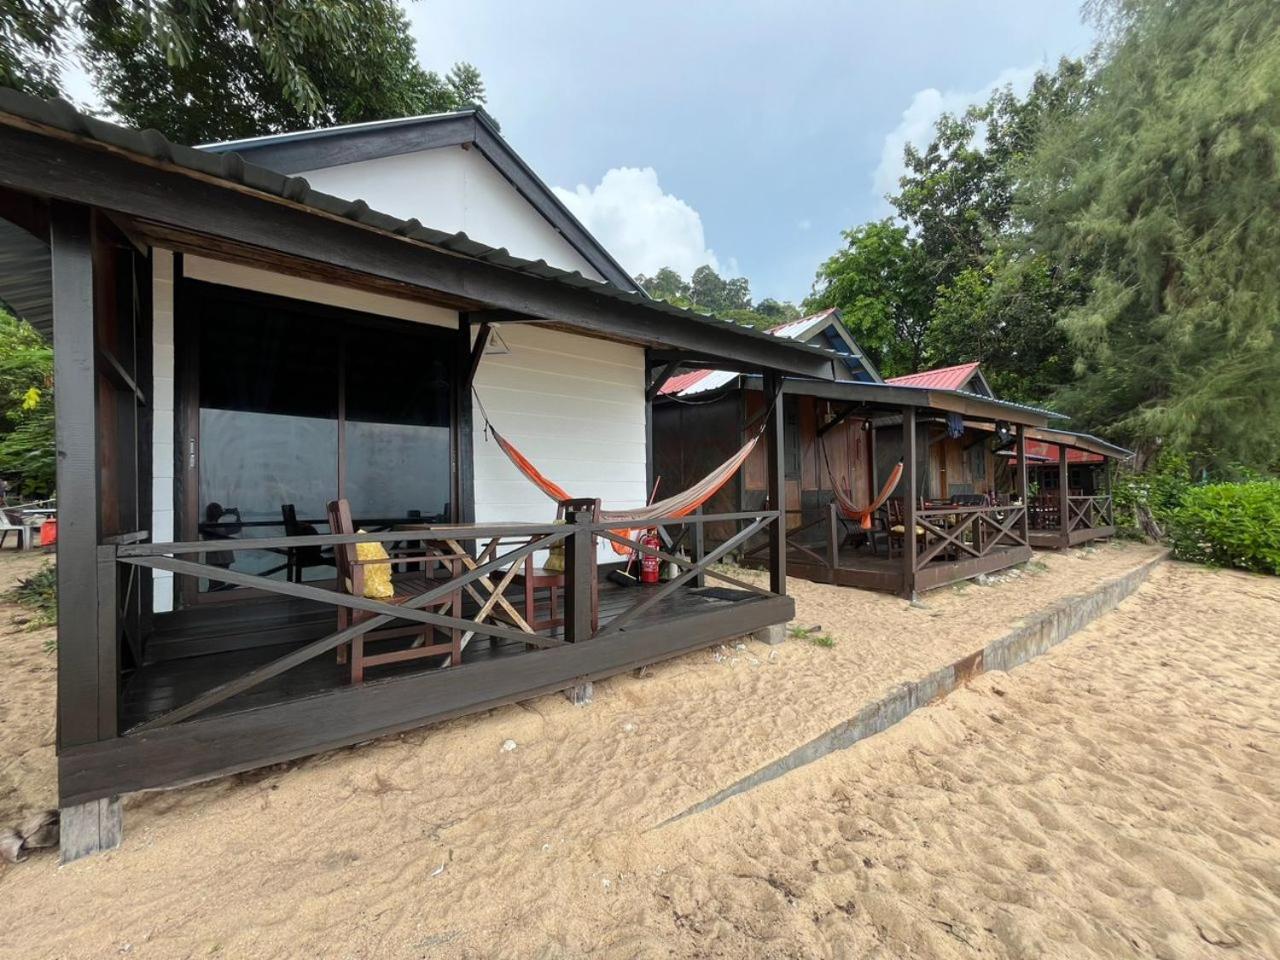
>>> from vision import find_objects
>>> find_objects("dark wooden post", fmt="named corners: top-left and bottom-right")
top-left (764, 373), bottom-right (786, 595)
top-left (828, 500), bottom-right (839, 581)
top-left (1016, 425), bottom-right (1030, 548)
top-left (562, 507), bottom-right (596, 643)
top-left (1104, 458), bottom-right (1115, 526)
top-left (1058, 442), bottom-right (1070, 546)
top-left (901, 406), bottom-right (917, 600)
top-left (51, 202), bottom-right (123, 860)
top-left (691, 505), bottom-right (706, 589)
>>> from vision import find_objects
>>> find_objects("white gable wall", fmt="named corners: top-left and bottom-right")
top-left (296, 147), bottom-right (605, 281)
top-left (472, 324), bottom-right (647, 562)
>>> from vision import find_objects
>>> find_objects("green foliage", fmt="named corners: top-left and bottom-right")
top-left (806, 59), bottom-right (1089, 383)
top-left (803, 220), bottom-right (932, 377)
top-left (1020, 0), bottom-right (1280, 470)
top-left (926, 252), bottom-right (1077, 402)
top-left (6, 561), bottom-right (58, 633)
top-left (1167, 481), bottom-right (1280, 575)
top-left (78, 0), bottom-right (488, 143)
top-left (0, 307), bottom-right (55, 498)
top-left (636, 265), bottom-right (800, 331)
top-left (3, 1), bottom-right (487, 144)
top-left (0, 0), bottom-right (67, 96)
top-left (1112, 452), bottom-right (1195, 530)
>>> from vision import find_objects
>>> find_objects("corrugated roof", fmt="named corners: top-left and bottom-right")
top-left (0, 87), bottom-right (840, 372)
top-left (764, 307), bottom-right (837, 340)
top-left (658, 368), bottom-right (739, 397)
top-left (660, 307), bottom-right (878, 398)
top-left (887, 362), bottom-right (982, 391)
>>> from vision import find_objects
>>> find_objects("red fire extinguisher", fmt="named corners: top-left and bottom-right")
top-left (639, 528), bottom-right (661, 584)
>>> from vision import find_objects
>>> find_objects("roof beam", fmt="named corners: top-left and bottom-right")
top-left (0, 122), bottom-right (837, 379)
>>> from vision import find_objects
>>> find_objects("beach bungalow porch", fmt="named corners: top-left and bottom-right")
top-left (0, 90), bottom-right (843, 859)
top-left (656, 369), bottom-right (1062, 599)
top-left (1013, 428), bottom-right (1132, 549)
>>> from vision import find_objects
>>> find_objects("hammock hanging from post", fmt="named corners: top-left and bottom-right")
top-left (475, 386), bottom-right (775, 555)
top-left (818, 427), bottom-right (903, 529)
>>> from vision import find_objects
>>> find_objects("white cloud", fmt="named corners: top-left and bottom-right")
top-left (871, 65), bottom-right (1039, 213)
top-left (553, 167), bottom-right (722, 279)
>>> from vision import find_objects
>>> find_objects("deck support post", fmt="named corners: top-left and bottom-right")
top-left (563, 507), bottom-right (596, 643)
top-left (1016, 424), bottom-right (1031, 549)
top-left (692, 506), bottom-right (706, 588)
top-left (900, 406), bottom-right (917, 600)
top-left (60, 796), bottom-right (123, 864)
top-left (1058, 442), bottom-right (1070, 549)
top-left (764, 373), bottom-right (786, 595)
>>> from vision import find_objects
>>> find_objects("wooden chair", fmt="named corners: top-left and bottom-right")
top-left (885, 497), bottom-right (928, 559)
top-left (326, 499), bottom-right (463, 683)
top-left (281, 503), bottom-right (335, 583)
top-left (510, 498), bottom-right (600, 634)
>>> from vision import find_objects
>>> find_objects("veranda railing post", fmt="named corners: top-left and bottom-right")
top-left (1105, 458), bottom-right (1115, 526)
top-left (563, 509), bottom-right (596, 642)
top-left (765, 372), bottom-right (787, 596)
top-left (1058, 442), bottom-right (1070, 546)
top-left (692, 506), bottom-right (706, 588)
top-left (828, 500), bottom-right (839, 580)
top-left (901, 405), bottom-right (917, 600)
top-left (1016, 424), bottom-right (1030, 548)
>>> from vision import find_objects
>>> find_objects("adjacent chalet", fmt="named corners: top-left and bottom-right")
top-left (0, 91), bottom-right (846, 859)
top-left (655, 311), bottom-right (1065, 597)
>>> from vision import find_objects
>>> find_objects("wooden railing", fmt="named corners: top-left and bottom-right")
top-left (913, 504), bottom-right (1028, 572)
top-left (1068, 494), bottom-right (1114, 532)
top-left (102, 509), bottom-right (782, 731)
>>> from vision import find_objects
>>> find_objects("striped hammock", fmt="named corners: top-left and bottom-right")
top-left (490, 427), bottom-right (761, 554)
top-left (829, 458), bottom-right (904, 529)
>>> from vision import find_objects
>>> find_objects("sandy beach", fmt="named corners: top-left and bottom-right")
top-left (3, 543), bottom-right (1277, 958)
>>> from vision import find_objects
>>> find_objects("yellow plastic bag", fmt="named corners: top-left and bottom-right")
top-left (355, 535), bottom-right (394, 598)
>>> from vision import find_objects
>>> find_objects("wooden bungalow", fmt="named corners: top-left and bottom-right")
top-left (0, 90), bottom-right (845, 860)
top-left (1011, 428), bottom-right (1132, 549)
top-left (882, 364), bottom-right (1131, 549)
top-left (654, 312), bottom-right (1064, 599)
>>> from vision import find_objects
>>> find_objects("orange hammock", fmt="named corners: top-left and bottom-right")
top-left (490, 426), bottom-right (761, 555)
top-left (830, 459), bottom-right (904, 529)
top-left (816, 424), bottom-right (904, 529)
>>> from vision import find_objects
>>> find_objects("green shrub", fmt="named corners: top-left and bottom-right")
top-left (1168, 482), bottom-right (1280, 575)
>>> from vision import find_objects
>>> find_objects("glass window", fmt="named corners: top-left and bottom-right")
top-left (197, 298), bottom-right (339, 588)
top-left (187, 283), bottom-right (456, 595)
top-left (344, 327), bottom-right (454, 524)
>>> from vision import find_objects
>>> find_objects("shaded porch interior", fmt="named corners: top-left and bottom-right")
top-left (122, 577), bottom-right (775, 730)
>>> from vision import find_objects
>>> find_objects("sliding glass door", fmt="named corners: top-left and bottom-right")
top-left (180, 280), bottom-right (456, 597)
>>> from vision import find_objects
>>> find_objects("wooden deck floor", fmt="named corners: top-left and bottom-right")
top-left (122, 580), bottom-right (774, 730)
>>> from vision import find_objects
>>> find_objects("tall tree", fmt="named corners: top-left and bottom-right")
top-left (803, 220), bottom-right (933, 377)
top-left (2, 2), bottom-right (488, 144)
top-left (79, 0), bottom-right (487, 143)
top-left (1022, 0), bottom-right (1280, 469)
top-left (637, 265), bottom-right (799, 331)
top-left (1, 0), bottom-right (67, 96)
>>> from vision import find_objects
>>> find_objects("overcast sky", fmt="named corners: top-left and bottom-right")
top-left (409, 1), bottom-right (1095, 301)
top-left (61, 2), bottom-right (1095, 302)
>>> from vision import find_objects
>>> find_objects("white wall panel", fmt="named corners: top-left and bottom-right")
top-left (297, 148), bottom-right (603, 282)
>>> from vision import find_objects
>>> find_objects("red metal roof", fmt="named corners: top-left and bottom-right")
top-left (658, 369), bottom-right (716, 396)
top-left (886, 361), bottom-right (982, 391)
top-left (1000, 439), bottom-right (1104, 464)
